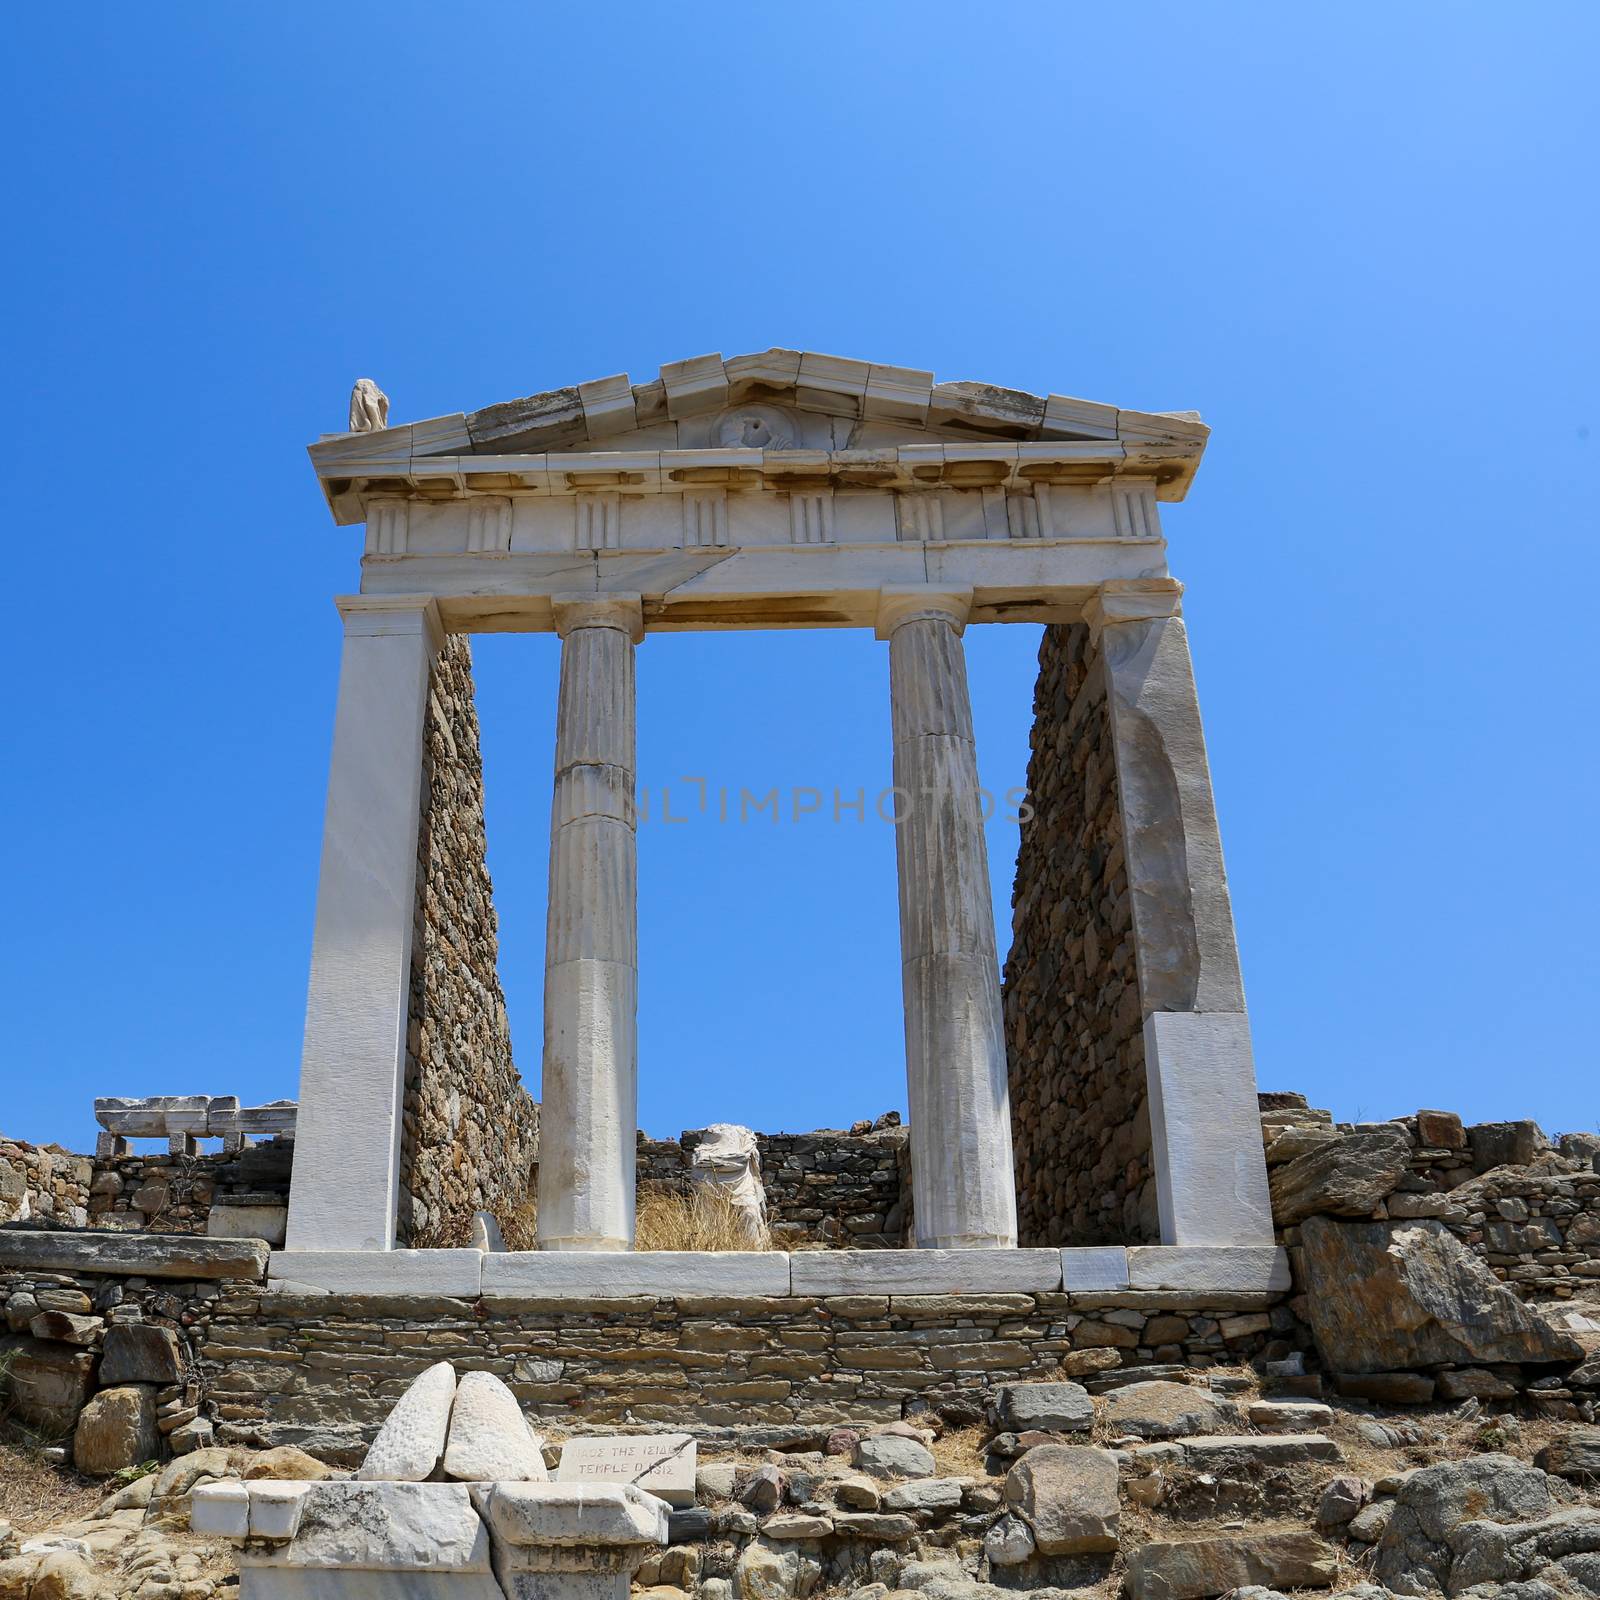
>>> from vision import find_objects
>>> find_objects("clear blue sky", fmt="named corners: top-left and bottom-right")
top-left (3, 5), bottom-right (1596, 1154)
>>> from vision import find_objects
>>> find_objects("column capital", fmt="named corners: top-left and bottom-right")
top-left (874, 586), bottom-right (973, 641)
top-left (552, 593), bottom-right (644, 643)
top-left (1081, 578), bottom-right (1184, 639)
top-left (335, 594), bottom-right (444, 651)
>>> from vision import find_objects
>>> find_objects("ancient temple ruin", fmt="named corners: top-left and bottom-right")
top-left (284, 350), bottom-right (1279, 1298)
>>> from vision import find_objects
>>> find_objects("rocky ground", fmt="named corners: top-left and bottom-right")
top-left (3, 1368), bottom-right (1599, 1600)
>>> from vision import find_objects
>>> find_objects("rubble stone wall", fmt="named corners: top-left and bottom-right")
top-left (633, 1122), bottom-right (911, 1248)
top-left (85, 1140), bottom-right (294, 1236)
top-left (1263, 1096), bottom-right (1600, 1302)
top-left (399, 635), bottom-right (538, 1246)
top-left (0, 1137), bottom-right (91, 1228)
top-left (1003, 624), bottom-right (1154, 1247)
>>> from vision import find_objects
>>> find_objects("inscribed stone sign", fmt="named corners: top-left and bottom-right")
top-left (555, 1434), bottom-right (696, 1506)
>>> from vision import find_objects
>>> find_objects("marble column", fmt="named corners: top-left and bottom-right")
top-left (878, 587), bottom-right (1018, 1249)
top-left (285, 595), bottom-right (441, 1254)
top-left (537, 594), bottom-right (644, 1251)
top-left (1085, 578), bottom-right (1273, 1246)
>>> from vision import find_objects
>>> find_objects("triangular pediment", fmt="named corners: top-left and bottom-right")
top-left (307, 350), bottom-right (1211, 525)
top-left (318, 348), bottom-right (1206, 457)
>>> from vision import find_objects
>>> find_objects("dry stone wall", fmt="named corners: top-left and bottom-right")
top-left (198, 1283), bottom-right (1299, 1461)
top-left (0, 1137), bottom-right (91, 1228)
top-left (633, 1120), bottom-right (911, 1248)
top-left (86, 1139), bottom-right (293, 1236)
top-left (399, 635), bottom-right (538, 1246)
top-left (1003, 623), bottom-right (1153, 1248)
top-left (1264, 1094), bottom-right (1600, 1302)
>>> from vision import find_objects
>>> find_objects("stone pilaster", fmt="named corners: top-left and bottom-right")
top-left (878, 587), bottom-right (1019, 1250)
top-left (285, 594), bottom-right (442, 1254)
top-left (537, 594), bottom-right (643, 1252)
top-left (1085, 578), bottom-right (1273, 1246)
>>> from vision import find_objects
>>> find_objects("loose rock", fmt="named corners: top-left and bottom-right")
top-left (72, 1385), bottom-right (158, 1477)
top-left (1125, 1530), bottom-right (1337, 1600)
top-left (1001, 1444), bottom-right (1118, 1555)
top-left (1102, 1380), bottom-right (1228, 1440)
top-left (853, 1436), bottom-right (934, 1482)
top-left (1535, 1429), bottom-right (1600, 1485)
top-left (1269, 1129), bottom-right (1412, 1225)
top-left (990, 1382), bottom-right (1093, 1434)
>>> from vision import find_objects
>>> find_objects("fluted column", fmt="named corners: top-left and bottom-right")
top-left (878, 587), bottom-right (1018, 1249)
top-left (537, 594), bottom-right (643, 1251)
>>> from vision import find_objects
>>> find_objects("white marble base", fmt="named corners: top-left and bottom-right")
top-left (268, 1250), bottom-right (483, 1297)
top-left (788, 1247), bottom-right (1060, 1296)
top-left (241, 1572), bottom-right (506, 1600)
top-left (1060, 1246), bottom-right (1130, 1291)
top-left (191, 1480), bottom-right (249, 1539)
top-left (481, 1250), bottom-right (789, 1299)
top-left (1126, 1245), bottom-right (1290, 1292)
top-left (262, 1244), bottom-right (1291, 1301)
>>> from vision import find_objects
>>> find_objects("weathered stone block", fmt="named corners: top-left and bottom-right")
top-left (1003, 1445), bottom-right (1118, 1555)
top-left (442, 1371), bottom-right (548, 1483)
top-left (355, 1360), bottom-right (455, 1482)
top-left (6, 1340), bottom-right (95, 1432)
top-left (1535, 1430), bottom-right (1600, 1484)
top-left (246, 1481), bottom-right (493, 1571)
top-left (1103, 1381), bottom-right (1229, 1440)
top-left (1269, 1129), bottom-right (1411, 1225)
top-left (852, 1435), bottom-right (934, 1480)
top-left (1248, 1400), bottom-right (1334, 1432)
top-left (991, 1382), bottom-right (1092, 1434)
top-left (100, 1323), bottom-right (183, 1386)
top-left (1335, 1372), bottom-right (1436, 1405)
top-left (1171, 1434), bottom-right (1341, 1469)
top-left (483, 1480), bottom-right (668, 1550)
top-left (73, 1385), bottom-right (158, 1476)
top-left (0, 1229), bottom-right (267, 1280)
top-left (1468, 1120), bottom-right (1547, 1171)
top-left (191, 1480), bottom-right (250, 1539)
top-left (1125, 1530), bottom-right (1336, 1599)
top-left (26, 1312), bottom-right (101, 1347)
top-left (1300, 1216), bottom-right (1584, 1372)
top-left (1415, 1109), bottom-right (1466, 1149)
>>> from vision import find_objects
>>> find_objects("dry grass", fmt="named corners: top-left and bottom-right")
top-left (930, 1423), bottom-right (993, 1479)
top-left (0, 1436), bottom-right (102, 1535)
top-left (479, 1186), bottom-right (772, 1252)
top-left (635, 1184), bottom-right (772, 1252)
top-left (496, 1200), bottom-right (539, 1253)
top-left (412, 1184), bottom-right (768, 1254)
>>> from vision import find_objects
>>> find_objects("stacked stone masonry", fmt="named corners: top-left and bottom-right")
top-left (399, 633), bottom-right (539, 1246)
top-left (1003, 623), bottom-right (1153, 1248)
top-left (86, 1139), bottom-right (293, 1237)
top-left (197, 1285), bottom-right (1300, 1459)
top-left (1264, 1095), bottom-right (1600, 1300)
top-left (0, 1137), bottom-right (91, 1229)
top-left (634, 1121), bottom-right (911, 1249)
